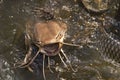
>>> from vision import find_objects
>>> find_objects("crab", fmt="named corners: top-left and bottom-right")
top-left (17, 19), bottom-right (80, 80)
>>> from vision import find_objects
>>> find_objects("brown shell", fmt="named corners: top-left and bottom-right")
top-left (26, 20), bottom-right (67, 46)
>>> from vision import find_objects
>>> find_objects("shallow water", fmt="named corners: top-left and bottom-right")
top-left (0, 0), bottom-right (120, 80)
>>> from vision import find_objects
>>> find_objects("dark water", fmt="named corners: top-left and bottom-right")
top-left (0, 0), bottom-right (120, 80)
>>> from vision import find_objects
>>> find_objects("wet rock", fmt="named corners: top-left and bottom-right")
top-left (96, 20), bottom-right (120, 63)
top-left (0, 55), bottom-right (15, 80)
top-left (81, 0), bottom-right (111, 12)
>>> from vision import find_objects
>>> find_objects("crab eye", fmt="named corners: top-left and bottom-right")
top-left (56, 31), bottom-right (64, 40)
top-left (59, 33), bottom-right (62, 37)
top-left (34, 41), bottom-right (43, 47)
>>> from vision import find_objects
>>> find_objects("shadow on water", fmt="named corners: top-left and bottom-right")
top-left (0, 0), bottom-right (120, 80)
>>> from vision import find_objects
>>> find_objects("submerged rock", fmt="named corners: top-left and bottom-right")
top-left (81, 0), bottom-right (111, 12)
top-left (0, 55), bottom-right (16, 80)
top-left (96, 20), bottom-right (120, 63)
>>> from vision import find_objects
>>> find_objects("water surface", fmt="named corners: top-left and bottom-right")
top-left (0, 0), bottom-right (120, 80)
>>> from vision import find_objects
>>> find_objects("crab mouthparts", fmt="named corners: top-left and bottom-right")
top-left (43, 43), bottom-right (60, 56)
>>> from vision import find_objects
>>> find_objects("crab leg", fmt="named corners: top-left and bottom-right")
top-left (62, 42), bottom-right (80, 47)
top-left (60, 49), bottom-right (76, 72)
top-left (24, 47), bottom-right (32, 63)
top-left (43, 54), bottom-right (46, 80)
top-left (58, 53), bottom-right (69, 70)
top-left (19, 49), bottom-right (40, 68)
top-left (15, 33), bottom-right (33, 68)
top-left (48, 57), bottom-right (54, 73)
top-left (14, 47), bottom-right (32, 68)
